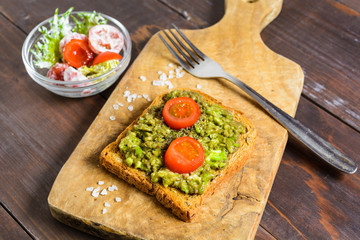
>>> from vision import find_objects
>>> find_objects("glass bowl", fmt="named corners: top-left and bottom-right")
top-left (22, 11), bottom-right (131, 98)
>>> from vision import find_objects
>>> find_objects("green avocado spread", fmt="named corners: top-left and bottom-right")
top-left (119, 90), bottom-right (247, 194)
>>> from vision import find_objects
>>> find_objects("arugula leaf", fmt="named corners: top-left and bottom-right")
top-left (31, 7), bottom-right (73, 69)
top-left (71, 11), bottom-right (107, 35)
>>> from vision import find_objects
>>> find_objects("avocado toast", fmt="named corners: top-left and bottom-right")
top-left (100, 89), bottom-right (256, 222)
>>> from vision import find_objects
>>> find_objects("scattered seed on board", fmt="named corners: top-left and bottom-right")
top-left (102, 208), bottom-right (107, 214)
top-left (98, 181), bottom-right (104, 185)
top-left (113, 104), bottom-right (119, 110)
top-left (140, 76), bottom-right (146, 81)
top-left (86, 187), bottom-right (94, 192)
top-left (91, 187), bottom-right (100, 198)
top-left (124, 90), bottom-right (130, 97)
top-left (104, 202), bottom-right (110, 207)
top-left (110, 116), bottom-right (116, 121)
top-left (128, 105), bottom-right (134, 111)
top-left (115, 197), bottom-right (122, 202)
top-left (100, 189), bottom-right (107, 196)
top-left (196, 84), bottom-right (202, 89)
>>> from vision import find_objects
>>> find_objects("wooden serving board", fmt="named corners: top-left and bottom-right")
top-left (48, 0), bottom-right (304, 239)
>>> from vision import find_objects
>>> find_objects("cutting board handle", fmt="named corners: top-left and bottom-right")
top-left (213, 0), bottom-right (283, 32)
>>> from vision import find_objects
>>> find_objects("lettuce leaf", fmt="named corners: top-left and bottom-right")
top-left (71, 11), bottom-right (107, 35)
top-left (31, 7), bottom-right (73, 69)
top-left (79, 59), bottom-right (119, 79)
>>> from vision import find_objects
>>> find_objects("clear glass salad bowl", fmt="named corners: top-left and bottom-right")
top-left (22, 11), bottom-right (132, 98)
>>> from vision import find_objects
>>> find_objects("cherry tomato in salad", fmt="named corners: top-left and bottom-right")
top-left (92, 51), bottom-right (122, 66)
top-left (88, 24), bottom-right (124, 54)
top-left (164, 136), bottom-right (205, 174)
top-left (47, 63), bottom-right (70, 80)
top-left (63, 39), bottom-right (94, 68)
top-left (162, 97), bottom-right (201, 130)
top-left (59, 33), bottom-right (88, 54)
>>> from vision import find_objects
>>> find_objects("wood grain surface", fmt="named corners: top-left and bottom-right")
top-left (1, 0), bottom-right (359, 239)
top-left (47, 0), bottom-right (304, 239)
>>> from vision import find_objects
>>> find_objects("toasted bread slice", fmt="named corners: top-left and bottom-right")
top-left (100, 89), bottom-right (256, 222)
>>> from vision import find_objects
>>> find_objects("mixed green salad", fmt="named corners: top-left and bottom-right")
top-left (32, 7), bottom-right (125, 85)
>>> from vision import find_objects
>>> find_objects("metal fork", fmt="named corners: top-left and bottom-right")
top-left (158, 24), bottom-right (357, 174)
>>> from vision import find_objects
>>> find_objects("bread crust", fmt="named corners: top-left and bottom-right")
top-left (100, 89), bottom-right (256, 222)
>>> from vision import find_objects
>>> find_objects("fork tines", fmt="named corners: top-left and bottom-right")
top-left (159, 24), bottom-right (204, 69)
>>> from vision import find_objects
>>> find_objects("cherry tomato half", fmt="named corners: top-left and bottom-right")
top-left (164, 136), bottom-right (205, 174)
top-left (63, 39), bottom-right (94, 68)
top-left (92, 51), bottom-right (122, 66)
top-left (59, 32), bottom-right (88, 54)
top-left (47, 63), bottom-right (70, 80)
top-left (88, 24), bottom-right (124, 54)
top-left (162, 97), bottom-right (201, 130)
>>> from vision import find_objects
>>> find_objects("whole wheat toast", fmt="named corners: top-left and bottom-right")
top-left (100, 89), bottom-right (256, 222)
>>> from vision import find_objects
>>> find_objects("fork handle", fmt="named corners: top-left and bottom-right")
top-left (223, 72), bottom-right (358, 174)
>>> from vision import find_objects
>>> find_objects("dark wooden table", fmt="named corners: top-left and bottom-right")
top-left (1, 0), bottom-right (359, 239)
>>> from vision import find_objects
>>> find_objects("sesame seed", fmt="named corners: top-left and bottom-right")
top-left (98, 181), bottom-right (104, 185)
top-left (102, 208), bottom-right (107, 214)
top-left (196, 84), bottom-right (202, 89)
top-left (115, 197), bottom-right (122, 202)
top-left (168, 63), bottom-right (174, 68)
top-left (139, 76), bottom-right (146, 81)
top-left (86, 187), bottom-right (94, 192)
top-left (104, 202), bottom-right (110, 207)
top-left (113, 104), bottom-right (119, 110)
top-left (118, 103), bottom-right (124, 107)
top-left (110, 116), bottom-right (116, 121)
top-left (128, 105), bottom-right (134, 111)
top-left (112, 185), bottom-right (118, 190)
top-left (108, 186), bottom-right (114, 192)
top-left (158, 71), bottom-right (162, 74)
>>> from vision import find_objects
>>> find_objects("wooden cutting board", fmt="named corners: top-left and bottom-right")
top-left (48, 0), bottom-right (304, 239)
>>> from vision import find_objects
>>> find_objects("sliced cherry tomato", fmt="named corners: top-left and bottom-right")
top-left (59, 33), bottom-right (88, 54)
top-left (88, 24), bottom-right (124, 54)
top-left (162, 97), bottom-right (201, 130)
top-left (63, 39), bottom-right (94, 68)
top-left (47, 63), bottom-right (70, 80)
top-left (92, 51), bottom-right (122, 66)
top-left (164, 136), bottom-right (205, 174)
